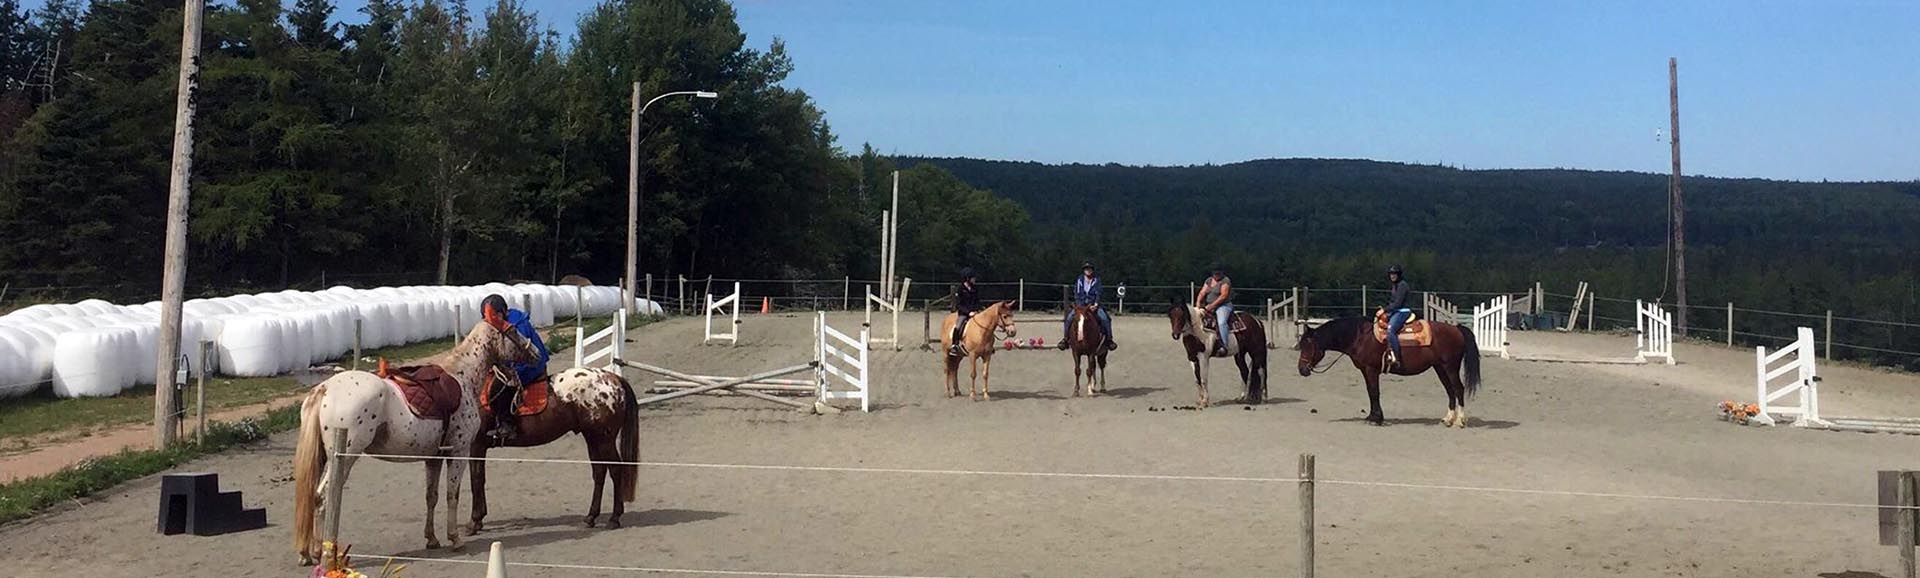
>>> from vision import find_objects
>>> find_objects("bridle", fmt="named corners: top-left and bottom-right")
top-left (964, 304), bottom-right (1013, 339)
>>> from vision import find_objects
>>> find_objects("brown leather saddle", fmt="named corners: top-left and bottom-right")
top-left (377, 359), bottom-right (466, 421)
top-left (1373, 310), bottom-right (1434, 347)
top-left (1202, 311), bottom-right (1255, 334)
top-left (481, 367), bottom-right (551, 417)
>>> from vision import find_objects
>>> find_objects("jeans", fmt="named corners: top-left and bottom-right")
top-left (1387, 308), bottom-right (1413, 359)
top-left (1213, 304), bottom-right (1234, 349)
top-left (1062, 308), bottom-right (1113, 341)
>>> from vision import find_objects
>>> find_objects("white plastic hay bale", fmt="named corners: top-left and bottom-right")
top-left (0, 331), bottom-right (44, 398)
top-left (41, 316), bottom-right (96, 333)
top-left (217, 315), bottom-right (284, 377)
top-left (2, 304), bottom-right (58, 322)
top-left (52, 327), bottom-right (137, 397)
top-left (633, 298), bottom-right (664, 316)
top-left (0, 324), bottom-right (57, 389)
top-left (74, 299), bottom-right (118, 316)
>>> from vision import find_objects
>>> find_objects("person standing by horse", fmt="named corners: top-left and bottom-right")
top-left (481, 295), bottom-right (550, 441)
top-left (1382, 265), bottom-right (1412, 367)
top-left (1058, 261), bottom-right (1117, 351)
top-left (1195, 264), bottom-right (1234, 356)
top-left (948, 268), bottom-right (981, 356)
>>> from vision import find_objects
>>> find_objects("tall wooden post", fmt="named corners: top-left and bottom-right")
top-left (1299, 453), bottom-right (1316, 578)
top-left (624, 81), bottom-right (641, 317)
top-left (1902, 471), bottom-right (1916, 578)
top-left (1669, 57), bottom-right (1689, 336)
top-left (154, 0), bottom-right (206, 449)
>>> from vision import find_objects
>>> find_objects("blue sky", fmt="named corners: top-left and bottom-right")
top-left (24, 0), bottom-right (1918, 180)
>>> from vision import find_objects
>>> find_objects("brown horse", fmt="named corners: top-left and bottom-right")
top-left (939, 301), bottom-right (1018, 400)
top-left (1294, 314), bottom-right (1482, 427)
top-left (469, 366), bottom-right (641, 533)
top-left (1167, 299), bottom-right (1268, 407)
top-left (1065, 304), bottom-right (1108, 397)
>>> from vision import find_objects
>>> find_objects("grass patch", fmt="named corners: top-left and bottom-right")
top-left (0, 375), bottom-right (307, 446)
top-left (0, 404), bottom-right (301, 525)
top-left (547, 313), bottom-right (658, 352)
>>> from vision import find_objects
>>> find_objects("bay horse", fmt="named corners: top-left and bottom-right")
top-left (1167, 298), bottom-right (1269, 407)
top-left (939, 301), bottom-right (1018, 400)
top-left (1294, 314), bottom-right (1482, 427)
top-left (469, 365), bottom-right (641, 534)
top-left (292, 320), bottom-right (538, 564)
top-left (1064, 304), bottom-right (1108, 397)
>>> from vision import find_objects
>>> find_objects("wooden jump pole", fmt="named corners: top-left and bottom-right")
top-left (1299, 453), bottom-right (1316, 578)
top-left (621, 360), bottom-right (819, 407)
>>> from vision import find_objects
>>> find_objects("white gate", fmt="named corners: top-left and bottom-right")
top-left (816, 312), bottom-right (870, 412)
top-left (1471, 295), bottom-right (1509, 358)
top-left (573, 308), bottom-right (626, 369)
top-left (864, 278), bottom-right (910, 351)
top-left (1635, 300), bottom-right (1675, 364)
top-left (1754, 327), bottom-right (1827, 427)
top-left (704, 282), bottom-right (741, 345)
top-left (1265, 287), bottom-right (1301, 348)
top-left (1423, 293), bottom-right (1460, 325)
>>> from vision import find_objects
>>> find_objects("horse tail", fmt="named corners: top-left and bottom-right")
top-left (292, 385), bottom-right (328, 560)
top-left (615, 375), bottom-right (641, 504)
top-left (1458, 324), bottom-right (1482, 399)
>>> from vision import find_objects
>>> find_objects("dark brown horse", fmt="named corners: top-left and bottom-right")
top-left (1294, 315), bottom-right (1482, 427)
top-left (1167, 298), bottom-right (1269, 407)
top-left (469, 366), bottom-right (640, 533)
top-left (1065, 304), bottom-right (1109, 397)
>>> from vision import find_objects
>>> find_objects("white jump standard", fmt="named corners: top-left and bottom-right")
top-left (1752, 327), bottom-right (1827, 427)
top-left (703, 282), bottom-right (741, 345)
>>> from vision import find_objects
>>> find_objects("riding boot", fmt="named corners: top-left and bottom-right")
top-left (1056, 341), bottom-right (1070, 350)
top-left (948, 327), bottom-right (967, 356)
top-left (487, 388), bottom-right (518, 441)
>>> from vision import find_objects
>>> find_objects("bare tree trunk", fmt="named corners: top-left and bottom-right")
top-left (437, 174), bottom-right (453, 285)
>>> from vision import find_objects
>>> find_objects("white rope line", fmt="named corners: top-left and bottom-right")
top-left (352, 553), bottom-right (976, 578)
top-left (331, 452), bottom-right (1920, 510)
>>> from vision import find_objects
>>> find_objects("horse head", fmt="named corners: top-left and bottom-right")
top-left (992, 300), bottom-right (1018, 337)
top-left (1295, 322), bottom-right (1325, 376)
top-left (1165, 296), bottom-right (1194, 341)
top-left (465, 318), bottom-right (539, 369)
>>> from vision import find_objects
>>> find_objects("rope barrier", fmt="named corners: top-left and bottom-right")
top-left (351, 554), bottom-right (979, 578)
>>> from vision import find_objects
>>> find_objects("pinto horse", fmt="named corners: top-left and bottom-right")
top-left (469, 366), bottom-right (641, 534)
top-left (1167, 298), bottom-right (1268, 407)
top-left (1294, 315), bottom-right (1482, 427)
top-left (292, 320), bottom-right (538, 563)
top-left (1064, 304), bottom-right (1108, 397)
top-left (939, 301), bottom-right (1018, 400)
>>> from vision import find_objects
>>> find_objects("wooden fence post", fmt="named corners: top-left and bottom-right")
top-left (323, 428), bottom-right (347, 545)
top-left (1825, 310), bottom-right (1834, 360)
top-left (1299, 453), bottom-right (1316, 578)
top-left (351, 317), bottom-right (361, 371)
top-left (1902, 470), bottom-right (1916, 578)
top-left (1726, 302), bottom-right (1734, 347)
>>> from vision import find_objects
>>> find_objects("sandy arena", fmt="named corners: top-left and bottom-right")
top-left (2, 311), bottom-right (1918, 577)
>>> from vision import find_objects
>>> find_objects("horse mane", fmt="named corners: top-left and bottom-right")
top-left (1309, 316), bottom-right (1373, 349)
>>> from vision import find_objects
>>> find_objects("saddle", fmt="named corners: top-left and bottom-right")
top-left (1201, 311), bottom-right (1253, 333)
top-left (1373, 310), bottom-right (1434, 347)
top-left (376, 359), bottom-right (466, 421)
top-left (481, 367), bottom-right (552, 417)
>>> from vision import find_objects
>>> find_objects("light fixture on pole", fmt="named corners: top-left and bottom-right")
top-left (626, 88), bottom-right (719, 316)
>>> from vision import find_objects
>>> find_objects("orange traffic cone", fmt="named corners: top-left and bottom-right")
top-left (760, 296), bottom-right (771, 314)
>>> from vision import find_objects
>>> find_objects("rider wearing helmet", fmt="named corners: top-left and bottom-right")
top-left (1384, 265), bottom-right (1413, 366)
top-left (481, 294), bottom-right (549, 440)
top-left (1057, 261), bottom-right (1117, 351)
top-left (1194, 264), bottom-right (1233, 356)
top-left (949, 267), bottom-right (981, 356)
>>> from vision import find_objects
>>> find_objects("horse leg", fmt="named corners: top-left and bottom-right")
top-left (982, 357), bottom-right (993, 401)
top-left (423, 458), bottom-right (444, 549)
top-left (1071, 353), bottom-right (1084, 397)
top-left (1197, 355), bottom-right (1210, 408)
top-left (1234, 354), bottom-right (1252, 404)
top-left (586, 438), bottom-right (609, 528)
top-left (1364, 369), bottom-right (1386, 425)
top-left (1097, 354), bottom-right (1107, 394)
top-left (969, 356), bottom-right (981, 401)
top-left (443, 450), bottom-right (468, 550)
top-left (468, 446), bottom-right (489, 535)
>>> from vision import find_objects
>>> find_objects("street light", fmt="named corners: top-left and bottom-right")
top-left (626, 86), bottom-right (719, 316)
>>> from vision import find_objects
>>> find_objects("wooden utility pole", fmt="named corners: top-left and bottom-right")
top-left (154, 0), bottom-right (206, 449)
top-left (1669, 57), bottom-right (1689, 336)
top-left (624, 81), bottom-right (640, 316)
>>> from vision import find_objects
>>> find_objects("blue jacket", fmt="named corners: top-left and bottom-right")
top-left (506, 309), bottom-right (549, 385)
top-left (1073, 276), bottom-right (1102, 306)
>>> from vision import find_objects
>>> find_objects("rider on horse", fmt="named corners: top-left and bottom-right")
top-left (1383, 265), bottom-right (1412, 367)
top-left (1057, 261), bottom-right (1117, 351)
top-left (948, 267), bottom-right (981, 356)
top-left (1196, 264), bottom-right (1233, 356)
top-left (481, 295), bottom-right (550, 440)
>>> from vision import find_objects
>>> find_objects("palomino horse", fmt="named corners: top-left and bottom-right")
top-left (1294, 315), bottom-right (1482, 427)
top-left (939, 301), bottom-right (1018, 400)
top-left (1064, 304), bottom-right (1108, 397)
top-left (1167, 299), bottom-right (1269, 407)
top-left (292, 320), bottom-right (537, 563)
top-left (470, 366), bottom-right (641, 533)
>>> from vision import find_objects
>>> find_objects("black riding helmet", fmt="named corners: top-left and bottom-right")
top-left (959, 267), bottom-right (976, 280)
top-left (1387, 265), bottom-right (1404, 276)
top-left (1081, 260), bottom-right (1094, 272)
top-left (1210, 263), bottom-right (1226, 276)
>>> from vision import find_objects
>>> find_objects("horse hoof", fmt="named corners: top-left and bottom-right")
top-left (586, 516), bottom-right (599, 528)
top-left (607, 518), bottom-right (623, 529)
top-left (426, 540), bottom-right (442, 550)
top-left (449, 540), bottom-right (466, 552)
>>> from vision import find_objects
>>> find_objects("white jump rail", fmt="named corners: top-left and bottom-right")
top-left (1753, 326), bottom-right (1826, 427)
top-left (1472, 295), bottom-right (1510, 358)
top-left (572, 308), bottom-right (626, 369)
top-left (816, 312), bottom-right (871, 412)
top-left (703, 282), bottom-right (741, 345)
top-left (1635, 299), bottom-right (1675, 365)
top-left (864, 277), bottom-right (911, 351)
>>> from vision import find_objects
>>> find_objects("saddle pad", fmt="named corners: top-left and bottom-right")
top-left (1201, 312), bottom-right (1253, 333)
top-left (380, 364), bottom-right (466, 421)
top-left (1373, 313), bottom-right (1434, 347)
top-left (481, 372), bottom-right (551, 417)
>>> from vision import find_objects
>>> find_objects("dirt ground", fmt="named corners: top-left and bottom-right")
top-left (2, 312), bottom-right (1918, 577)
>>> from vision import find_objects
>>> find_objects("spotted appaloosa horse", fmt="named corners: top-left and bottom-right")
top-left (469, 366), bottom-right (640, 533)
top-left (292, 320), bottom-right (537, 564)
top-left (1294, 315), bottom-right (1482, 427)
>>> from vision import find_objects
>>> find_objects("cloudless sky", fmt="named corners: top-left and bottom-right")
top-left (23, 0), bottom-right (1919, 180)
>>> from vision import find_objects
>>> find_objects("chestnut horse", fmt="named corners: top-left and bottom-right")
top-left (469, 366), bottom-right (641, 534)
top-left (1294, 315), bottom-right (1482, 427)
top-left (1064, 304), bottom-right (1108, 397)
top-left (939, 301), bottom-right (1018, 400)
top-left (1167, 298), bottom-right (1268, 407)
